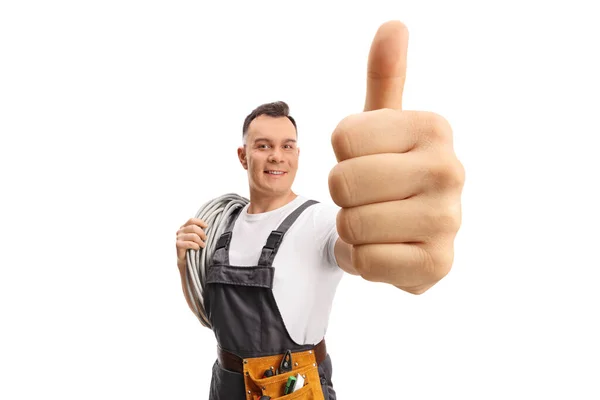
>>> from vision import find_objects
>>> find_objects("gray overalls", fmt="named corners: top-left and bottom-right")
top-left (205, 199), bottom-right (336, 399)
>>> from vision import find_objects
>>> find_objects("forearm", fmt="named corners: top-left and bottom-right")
top-left (178, 263), bottom-right (197, 314)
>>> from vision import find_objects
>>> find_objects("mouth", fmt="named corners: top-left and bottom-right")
top-left (264, 170), bottom-right (287, 177)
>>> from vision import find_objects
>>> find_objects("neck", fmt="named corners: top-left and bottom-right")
top-left (247, 190), bottom-right (298, 214)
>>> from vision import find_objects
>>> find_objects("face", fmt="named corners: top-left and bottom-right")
top-left (238, 115), bottom-right (299, 197)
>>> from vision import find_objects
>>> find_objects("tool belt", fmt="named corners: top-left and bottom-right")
top-left (218, 340), bottom-right (327, 400)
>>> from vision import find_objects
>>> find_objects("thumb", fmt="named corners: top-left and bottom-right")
top-left (364, 21), bottom-right (409, 112)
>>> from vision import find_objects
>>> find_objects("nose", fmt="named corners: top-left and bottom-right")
top-left (268, 148), bottom-right (283, 163)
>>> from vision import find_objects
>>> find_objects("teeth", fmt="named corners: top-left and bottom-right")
top-left (267, 171), bottom-right (284, 175)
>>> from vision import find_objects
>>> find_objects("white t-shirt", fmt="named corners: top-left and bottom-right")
top-left (228, 194), bottom-right (344, 345)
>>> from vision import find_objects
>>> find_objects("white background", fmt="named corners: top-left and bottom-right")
top-left (1, 1), bottom-right (599, 399)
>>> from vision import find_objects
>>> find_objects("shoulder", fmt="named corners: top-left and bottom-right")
top-left (293, 196), bottom-right (339, 222)
top-left (310, 198), bottom-right (339, 222)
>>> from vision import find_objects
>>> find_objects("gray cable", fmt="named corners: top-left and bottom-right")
top-left (184, 193), bottom-right (249, 328)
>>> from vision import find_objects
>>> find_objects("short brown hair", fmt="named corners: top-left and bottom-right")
top-left (242, 101), bottom-right (297, 143)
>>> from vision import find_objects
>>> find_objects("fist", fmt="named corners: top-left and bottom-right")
top-left (328, 21), bottom-right (465, 293)
top-left (175, 218), bottom-right (208, 271)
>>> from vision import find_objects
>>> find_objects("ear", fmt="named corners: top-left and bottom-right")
top-left (237, 146), bottom-right (248, 170)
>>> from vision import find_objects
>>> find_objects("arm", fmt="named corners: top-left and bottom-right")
top-left (176, 218), bottom-right (208, 314)
top-left (178, 263), bottom-right (198, 314)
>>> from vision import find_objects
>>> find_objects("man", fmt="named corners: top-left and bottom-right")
top-left (175, 21), bottom-right (465, 399)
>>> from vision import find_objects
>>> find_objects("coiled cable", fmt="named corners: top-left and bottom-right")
top-left (183, 193), bottom-right (249, 328)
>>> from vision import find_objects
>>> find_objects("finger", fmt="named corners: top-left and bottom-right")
top-left (364, 20), bottom-right (409, 112)
top-left (336, 197), bottom-right (462, 245)
top-left (176, 240), bottom-right (202, 259)
top-left (329, 152), bottom-right (429, 207)
top-left (352, 243), bottom-right (429, 286)
top-left (177, 233), bottom-right (206, 248)
top-left (182, 218), bottom-right (208, 229)
top-left (352, 239), bottom-right (454, 286)
top-left (332, 110), bottom-right (451, 162)
top-left (178, 225), bottom-right (207, 241)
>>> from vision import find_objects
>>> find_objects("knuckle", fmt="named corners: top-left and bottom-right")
top-left (192, 225), bottom-right (206, 239)
top-left (425, 202), bottom-right (462, 234)
top-left (441, 158), bottom-right (465, 190)
top-left (432, 249), bottom-right (454, 281)
top-left (448, 202), bottom-right (463, 232)
top-left (426, 157), bottom-right (463, 190)
top-left (431, 113), bottom-right (452, 140)
top-left (450, 166), bottom-right (465, 191)
top-left (420, 112), bottom-right (452, 145)
top-left (424, 160), bottom-right (447, 187)
top-left (454, 159), bottom-right (466, 188)
top-left (424, 239), bottom-right (455, 282)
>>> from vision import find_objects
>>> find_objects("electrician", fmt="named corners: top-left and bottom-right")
top-left (175, 21), bottom-right (465, 400)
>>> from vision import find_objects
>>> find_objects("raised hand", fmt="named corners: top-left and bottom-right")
top-left (328, 21), bottom-right (465, 294)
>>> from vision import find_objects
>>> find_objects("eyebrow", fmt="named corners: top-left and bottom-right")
top-left (253, 138), bottom-right (297, 144)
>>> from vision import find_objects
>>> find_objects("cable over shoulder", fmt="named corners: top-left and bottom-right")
top-left (184, 193), bottom-right (249, 328)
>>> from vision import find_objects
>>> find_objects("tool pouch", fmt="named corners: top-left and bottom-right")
top-left (243, 348), bottom-right (326, 400)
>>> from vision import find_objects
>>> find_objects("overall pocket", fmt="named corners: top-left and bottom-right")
top-left (209, 360), bottom-right (246, 400)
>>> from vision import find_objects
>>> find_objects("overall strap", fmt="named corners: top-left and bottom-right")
top-left (211, 203), bottom-right (244, 266)
top-left (257, 199), bottom-right (319, 267)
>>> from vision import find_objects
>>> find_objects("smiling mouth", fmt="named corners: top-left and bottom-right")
top-left (264, 170), bottom-right (287, 176)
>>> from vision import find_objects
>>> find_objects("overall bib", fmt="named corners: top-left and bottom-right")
top-left (205, 199), bottom-right (336, 400)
